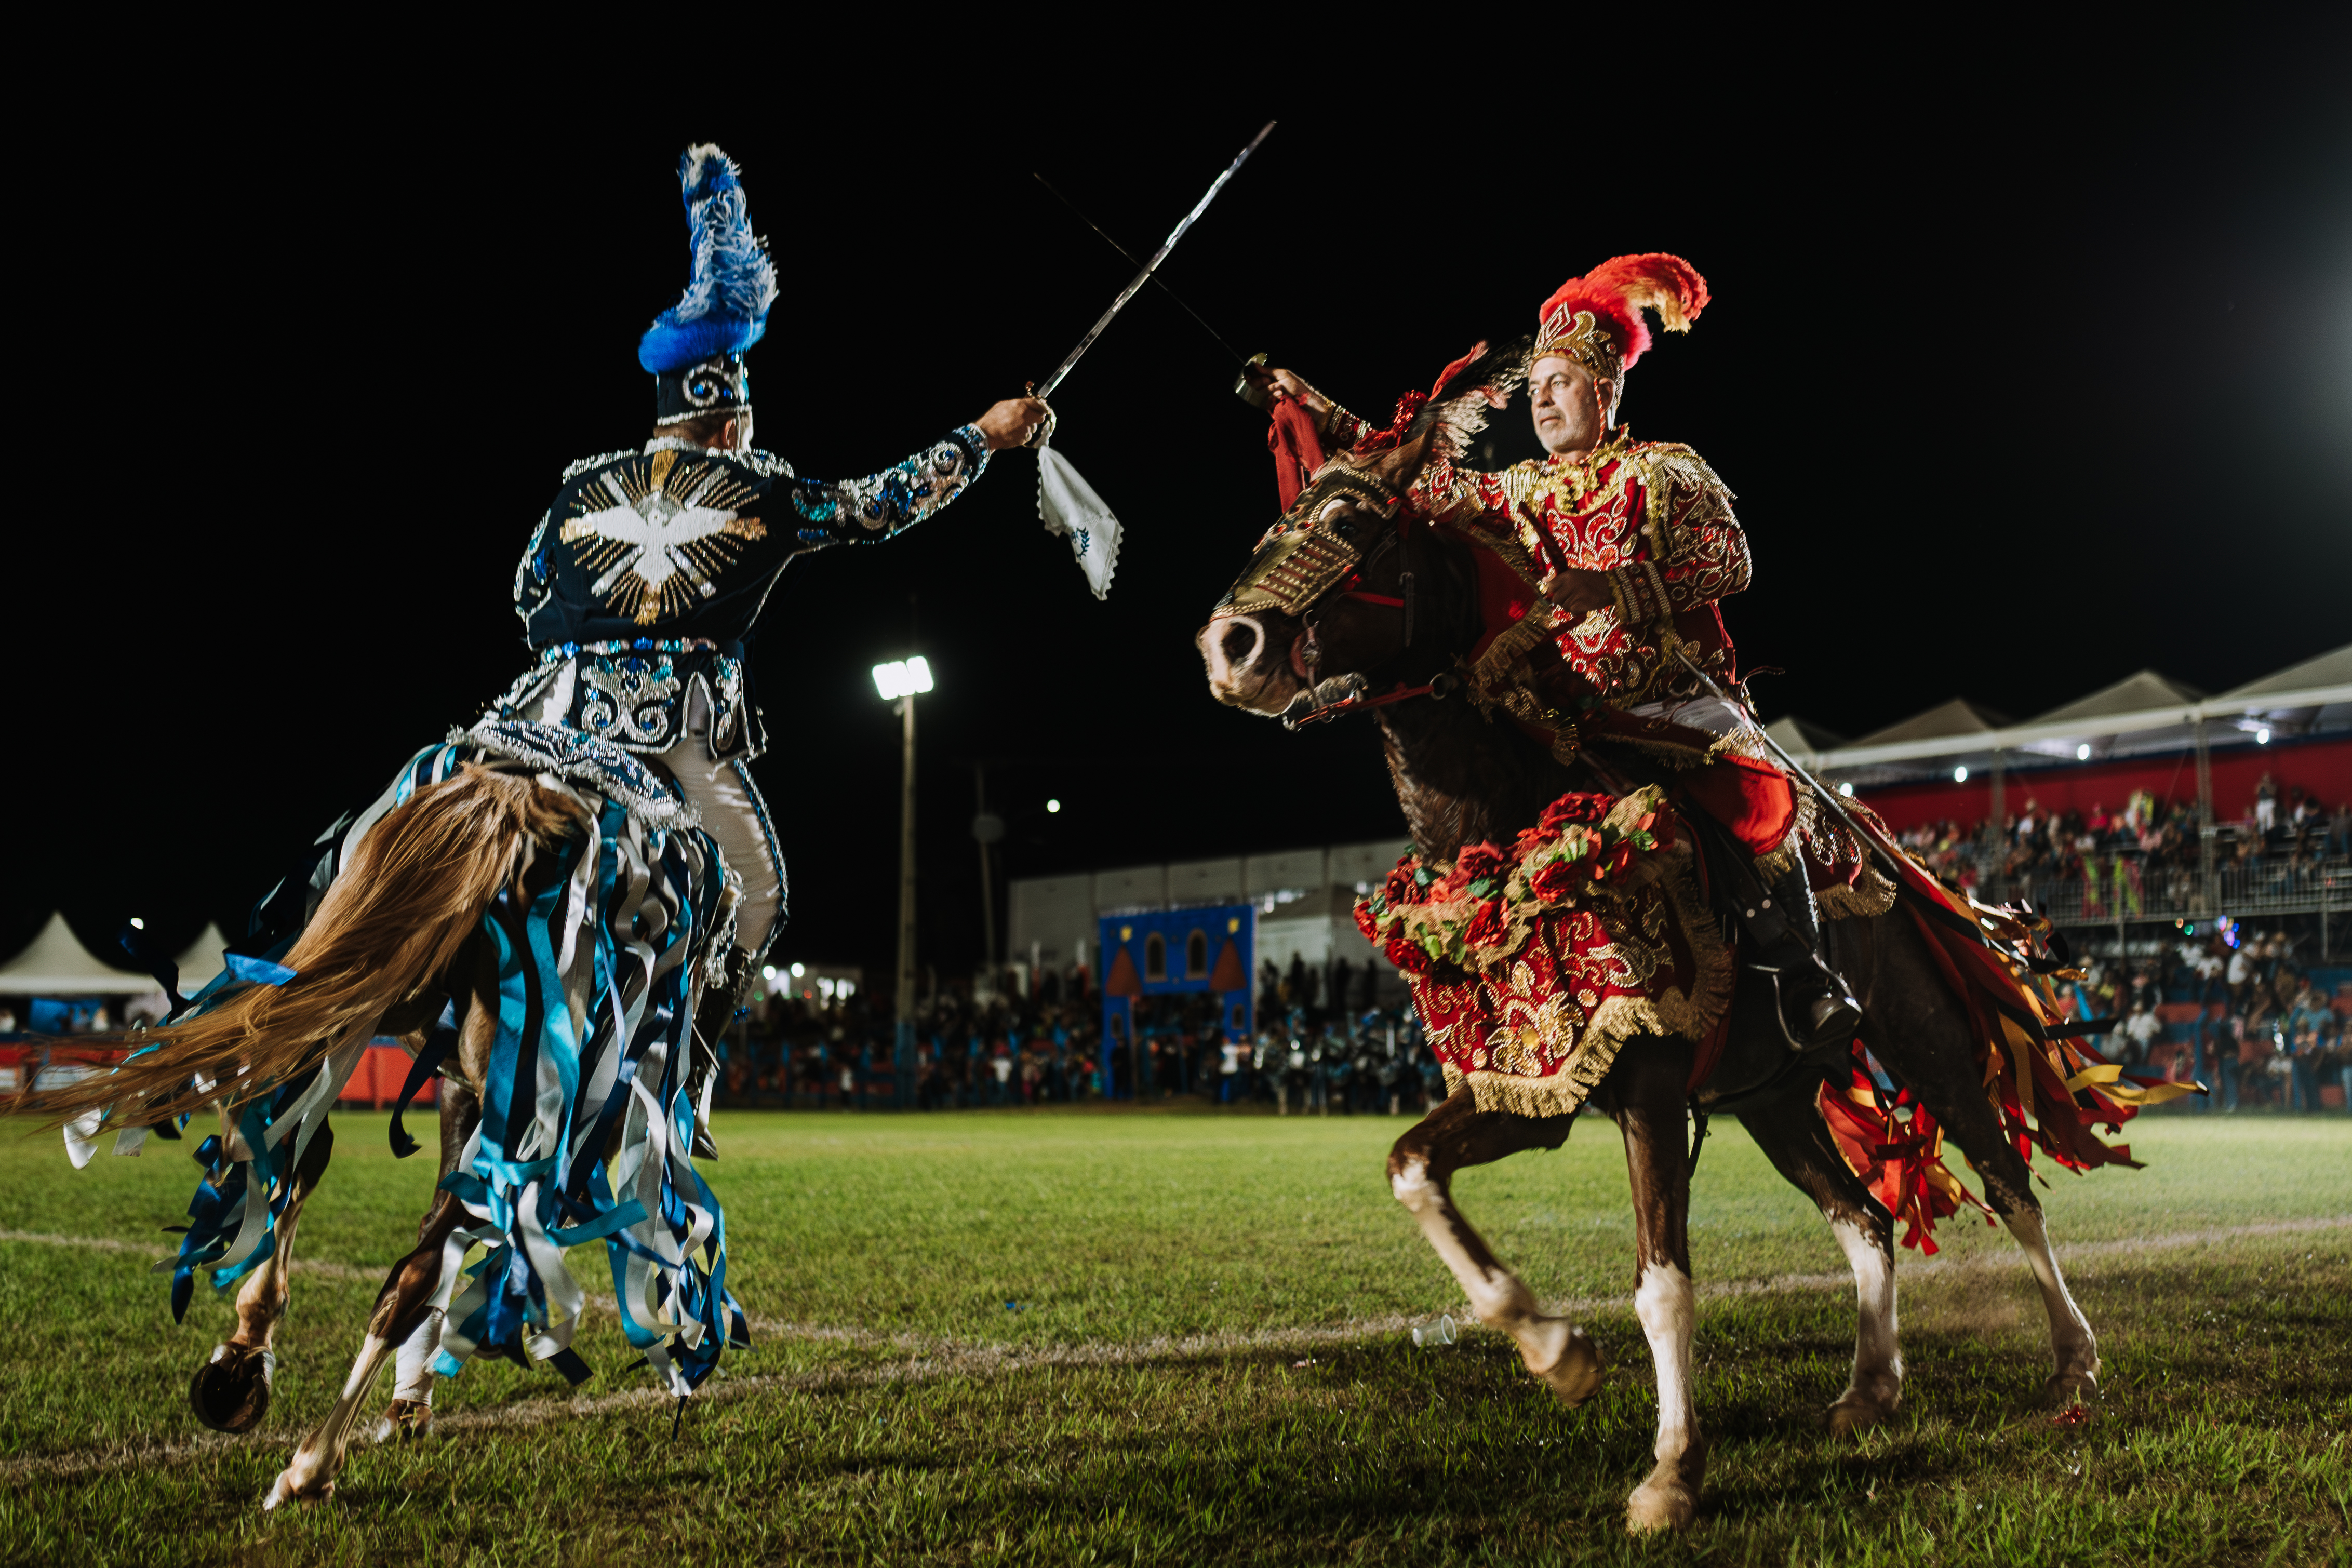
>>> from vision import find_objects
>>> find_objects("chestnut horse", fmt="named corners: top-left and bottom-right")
top-left (40, 759), bottom-right (739, 1507)
top-left (1198, 423), bottom-right (2107, 1532)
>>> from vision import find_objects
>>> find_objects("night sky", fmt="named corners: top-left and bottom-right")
top-left (17, 44), bottom-right (2349, 983)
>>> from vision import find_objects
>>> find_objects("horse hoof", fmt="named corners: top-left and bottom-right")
top-left (1828, 1391), bottom-right (1896, 1437)
top-left (1528, 1327), bottom-right (1606, 1408)
top-left (371, 1400), bottom-right (434, 1444)
top-left (2044, 1370), bottom-right (2100, 1409)
top-left (262, 1468), bottom-right (333, 1510)
top-left (1626, 1478), bottom-right (1697, 1533)
top-left (190, 1344), bottom-right (274, 1434)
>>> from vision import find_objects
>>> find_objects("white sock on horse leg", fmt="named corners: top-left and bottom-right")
top-left (1634, 1261), bottom-right (1697, 1462)
top-left (391, 1308), bottom-right (445, 1406)
top-left (1391, 1157), bottom-right (1566, 1365)
top-left (1828, 1216), bottom-right (1902, 1412)
top-left (2001, 1204), bottom-right (2100, 1384)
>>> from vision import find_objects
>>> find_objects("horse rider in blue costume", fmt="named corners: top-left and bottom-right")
top-left (52, 144), bottom-right (1049, 1460)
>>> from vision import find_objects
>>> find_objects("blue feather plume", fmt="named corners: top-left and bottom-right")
top-left (638, 144), bottom-right (780, 373)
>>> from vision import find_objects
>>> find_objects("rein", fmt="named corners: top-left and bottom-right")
top-left (1280, 671), bottom-right (1461, 730)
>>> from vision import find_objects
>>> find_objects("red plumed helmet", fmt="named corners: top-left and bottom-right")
top-left (1533, 254), bottom-right (1710, 381)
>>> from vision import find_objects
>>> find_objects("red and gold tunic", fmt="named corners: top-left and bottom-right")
top-left (1326, 413), bottom-right (1748, 704)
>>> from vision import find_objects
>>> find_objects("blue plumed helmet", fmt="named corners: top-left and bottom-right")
top-left (638, 144), bottom-right (779, 374)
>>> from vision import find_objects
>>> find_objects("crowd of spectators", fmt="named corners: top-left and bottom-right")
top-left (713, 951), bottom-right (1443, 1117)
top-left (2068, 922), bottom-right (2348, 1115)
top-left (1890, 778), bottom-right (2348, 910)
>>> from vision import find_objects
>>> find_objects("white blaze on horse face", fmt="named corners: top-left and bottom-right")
top-left (1201, 613), bottom-right (1266, 692)
top-left (1829, 1215), bottom-right (1902, 1413)
top-left (2001, 1204), bottom-right (2101, 1386)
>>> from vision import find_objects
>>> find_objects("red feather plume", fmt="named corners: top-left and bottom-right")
top-left (1535, 254), bottom-right (1710, 372)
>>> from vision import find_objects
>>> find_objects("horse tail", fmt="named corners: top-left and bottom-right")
top-left (31, 765), bottom-right (589, 1132)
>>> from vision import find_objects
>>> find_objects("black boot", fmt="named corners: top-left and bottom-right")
top-left (1749, 868), bottom-right (1862, 1053)
top-left (1691, 809), bottom-right (1861, 1053)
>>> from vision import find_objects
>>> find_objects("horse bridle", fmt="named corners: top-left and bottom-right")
top-left (1213, 462), bottom-right (1459, 730)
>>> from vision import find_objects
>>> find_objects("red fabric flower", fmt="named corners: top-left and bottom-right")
top-left (1464, 899), bottom-right (1508, 949)
top-left (1642, 806), bottom-right (1677, 851)
top-left (1528, 857), bottom-right (1582, 902)
top-left (1540, 793), bottom-right (1613, 834)
top-left (1382, 864), bottom-right (1423, 907)
top-left (1385, 932), bottom-right (1431, 974)
top-left (1430, 864), bottom-right (1473, 901)
top-left (1512, 826), bottom-right (1549, 860)
top-left (1353, 899), bottom-right (1381, 941)
top-left (1455, 841), bottom-right (1507, 884)
top-left (1594, 839), bottom-right (1639, 881)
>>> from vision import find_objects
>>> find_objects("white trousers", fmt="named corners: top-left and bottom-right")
top-left (668, 753), bottom-right (786, 963)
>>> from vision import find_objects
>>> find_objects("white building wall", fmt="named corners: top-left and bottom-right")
top-left (1010, 838), bottom-right (1412, 996)
top-left (1167, 857), bottom-right (1244, 906)
top-left (1007, 875), bottom-right (1096, 970)
top-left (1244, 849), bottom-right (1328, 900)
top-left (1328, 839), bottom-right (1413, 893)
top-left (1093, 865), bottom-right (1168, 914)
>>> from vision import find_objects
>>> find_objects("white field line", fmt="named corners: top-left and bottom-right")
top-left (0, 1229), bottom-right (382, 1281)
top-left (4, 1214), bottom-right (2345, 1485)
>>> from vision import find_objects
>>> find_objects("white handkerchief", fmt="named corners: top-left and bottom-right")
top-left (1036, 443), bottom-right (1121, 601)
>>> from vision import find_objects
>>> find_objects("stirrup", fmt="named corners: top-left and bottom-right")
top-left (1749, 963), bottom-right (1860, 1054)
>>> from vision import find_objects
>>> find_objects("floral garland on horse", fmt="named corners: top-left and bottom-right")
top-left (1355, 785), bottom-right (1734, 1120)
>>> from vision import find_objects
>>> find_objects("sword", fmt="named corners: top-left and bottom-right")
top-left (1033, 122), bottom-right (1274, 401)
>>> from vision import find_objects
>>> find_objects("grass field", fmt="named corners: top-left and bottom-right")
top-left (1, 1106), bottom-right (2346, 1566)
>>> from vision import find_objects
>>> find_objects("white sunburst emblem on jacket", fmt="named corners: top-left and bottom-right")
top-left (562, 449), bottom-right (768, 625)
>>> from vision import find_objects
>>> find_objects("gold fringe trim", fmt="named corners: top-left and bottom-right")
top-left (1459, 847), bottom-right (1735, 1120)
top-left (1820, 859), bottom-right (1897, 921)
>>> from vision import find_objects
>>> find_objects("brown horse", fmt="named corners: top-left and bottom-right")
top-left (1198, 426), bottom-right (2106, 1532)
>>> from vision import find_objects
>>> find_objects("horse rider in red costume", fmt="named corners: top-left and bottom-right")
top-left (1248, 255), bottom-right (1866, 1051)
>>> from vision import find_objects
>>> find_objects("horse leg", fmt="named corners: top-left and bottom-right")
top-left (264, 1174), bottom-right (472, 1507)
top-left (189, 1120), bottom-right (336, 1433)
top-left (1738, 1084), bottom-right (1903, 1433)
top-left (263, 993), bottom-right (489, 1515)
top-left (1855, 913), bottom-right (2100, 1402)
top-left (376, 1078), bottom-right (482, 1443)
top-left (1601, 1038), bottom-right (1706, 1533)
top-left (1385, 1085), bottom-right (1602, 1404)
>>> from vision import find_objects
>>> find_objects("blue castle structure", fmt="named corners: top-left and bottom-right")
top-left (1098, 904), bottom-right (1254, 1099)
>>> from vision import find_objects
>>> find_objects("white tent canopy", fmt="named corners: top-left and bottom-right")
top-left (173, 923), bottom-right (231, 997)
top-left (0, 915), bottom-right (233, 998)
top-left (0, 913), bottom-right (154, 995)
top-left (1779, 644), bottom-right (2352, 775)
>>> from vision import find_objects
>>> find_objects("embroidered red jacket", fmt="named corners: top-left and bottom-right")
top-left (1329, 413), bottom-right (1748, 704)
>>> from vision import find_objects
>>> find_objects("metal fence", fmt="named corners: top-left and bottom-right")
top-left (1972, 859), bottom-right (2348, 929)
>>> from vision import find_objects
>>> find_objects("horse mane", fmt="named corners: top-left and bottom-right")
top-left (30, 766), bottom-right (589, 1131)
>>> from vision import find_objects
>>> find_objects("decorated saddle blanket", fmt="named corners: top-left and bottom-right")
top-left (1354, 785), bottom-right (1733, 1118)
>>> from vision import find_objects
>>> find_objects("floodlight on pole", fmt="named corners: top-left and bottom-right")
top-left (877, 655), bottom-right (932, 1107)
top-left (871, 657), bottom-right (936, 701)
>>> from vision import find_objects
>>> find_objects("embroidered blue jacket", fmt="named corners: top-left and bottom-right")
top-left (495, 427), bottom-right (988, 760)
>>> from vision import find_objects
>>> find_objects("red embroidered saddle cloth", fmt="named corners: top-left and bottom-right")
top-left (1356, 787), bottom-right (1734, 1118)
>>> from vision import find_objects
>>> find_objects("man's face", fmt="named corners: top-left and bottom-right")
top-left (1528, 355), bottom-right (1612, 455)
